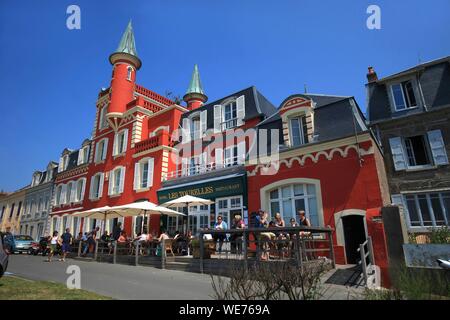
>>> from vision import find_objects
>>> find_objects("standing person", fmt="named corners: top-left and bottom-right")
top-left (60, 228), bottom-right (73, 262)
top-left (230, 215), bottom-right (245, 254)
top-left (298, 210), bottom-right (311, 238)
top-left (47, 231), bottom-right (60, 262)
top-left (213, 216), bottom-right (228, 253)
top-left (112, 222), bottom-right (122, 241)
top-left (2, 227), bottom-right (15, 254)
top-left (273, 212), bottom-right (287, 239)
top-left (298, 210), bottom-right (311, 227)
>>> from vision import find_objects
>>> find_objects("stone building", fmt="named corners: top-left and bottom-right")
top-left (366, 56), bottom-right (450, 232)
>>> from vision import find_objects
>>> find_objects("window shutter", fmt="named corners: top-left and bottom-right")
top-left (181, 157), bottom-right (188, 176)
top-left (112, 133), bottom-right (118, 156)
top-left (55, 217), bottom-right (61, 233)
top-left (182, 118), bottom-right (191, 143)
top-left (108, 171), bottom-right (113, 195)
top-left (122, 130), bottom-right (128, 153)
top-left (98, 173), bottom-right (104, 198)
top-left (237, 141), bottom-right (246, 164)
top-left (65, 216), bottom-right (72, 229)
top-left (95, 142), bottom-right (100, 162)
top-left (147, 158), bottom-right (154, 187)
top-left (60, 185), bottom-right (67, 204)
top-left (119, 167), bottom-right (125, 193)
top-left (70, 183), bottom-right (76, 202)
top-left (427, 130), bottom-right (449, 166)
top-left (80, 179), bottom-right (86, 201)
top-left (215, 148), bottom-right (223, 169)
top-left (133, 162), bottom-right (140, 190)
top-left (58, 157), bottom-right (63, 172)
top-left (214, 105), bottom-right (222, 133)
top-left (391, 194), bottom-right (405, 207)
top-left (89, 178), bottom-right (94, 199)
top-left (236, 95), bottom-right (245, 126)
top-left (389, 137), bottom-right (407, 171)
top-left (103, 139), bottom-right (108, 160)
top-left (77, 153), bottom-right (82, 165)
top-left (201, 152), bottom-right (207, 173)
top-left (200, 110), bottom-right (207, 136)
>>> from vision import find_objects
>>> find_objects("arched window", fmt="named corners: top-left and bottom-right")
top-left (268, 183), bottom-right (319, 226)
top-left (126, 66), bottom-right (133, 81)
top-left (56, 185), bottom-right (63, 205)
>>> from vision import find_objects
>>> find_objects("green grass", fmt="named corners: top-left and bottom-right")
top-left (0, 275), bottom-right (113, 300)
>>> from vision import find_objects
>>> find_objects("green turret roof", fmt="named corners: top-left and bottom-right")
top-left (115, 20), bottom-right (138, 57)
top-left (186, 64), bottom-right (204, 95)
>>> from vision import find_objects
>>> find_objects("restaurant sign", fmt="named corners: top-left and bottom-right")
top-left (157, 175), bottom-right (246, 203)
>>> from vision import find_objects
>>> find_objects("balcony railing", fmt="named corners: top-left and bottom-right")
top-left (164, 156), bottom-right (243, 181)
top-left (134, 84), bottom-right (174, 106)
top-left (135, 133), bottom-right (173, 154)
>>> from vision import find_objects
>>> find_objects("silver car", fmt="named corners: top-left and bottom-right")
top-left (0, 234), bottom-right (10, 278)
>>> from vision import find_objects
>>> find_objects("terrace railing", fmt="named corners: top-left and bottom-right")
top-left (197, 226), bottom-right (335, 274)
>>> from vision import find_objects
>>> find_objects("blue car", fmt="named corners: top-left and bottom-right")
top-left (13, 235), bottom-right (34, 254)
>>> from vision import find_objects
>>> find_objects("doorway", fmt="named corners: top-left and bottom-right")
top-left (342, 215), bottom-right (366, 264)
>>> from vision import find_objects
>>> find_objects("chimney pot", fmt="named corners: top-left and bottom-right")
top-left (367, 66), bottom-right (378, 83)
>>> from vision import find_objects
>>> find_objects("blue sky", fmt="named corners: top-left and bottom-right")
top-left (0, 0), bottom-right (449, 191)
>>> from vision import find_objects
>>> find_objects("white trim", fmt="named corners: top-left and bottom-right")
top-left (333, 209), bottom-right (367, 247)
top-left (259, 178), bottom-right (324, 227)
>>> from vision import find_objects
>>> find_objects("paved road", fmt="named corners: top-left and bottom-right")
top-left (6, 254), bottom-right (215, 300)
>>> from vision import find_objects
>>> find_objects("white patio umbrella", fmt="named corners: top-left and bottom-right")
top-left (73, 205), bottom-right (138, 235)
top-left (111, 201), bottom-right (185, 234)
top-left (160, 195), bottom-right (214, 208)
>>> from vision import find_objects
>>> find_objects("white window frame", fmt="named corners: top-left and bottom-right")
top-left (109, 166), bottom-right (125, 196)
top-left (75, 178), bottom-right (86, 202)
top-left (133, 158), bottom-right (154, 191)
top-left (89, 173), bottom-right (104, 200)
top-left (113, 129), bottom-right (128, 156)
top-left (401, 192), bottom-right (450, 229)
top-left (95, 138), bottom-right (108, 163)
top-left (222, 101), bottom-right (238, 130)
top-left (401, 135), bottom-right (433, 169)
top-left (126, 66), bottom-right (133, 81)
top-left (77, 146), bottom-right (90, 165)
top-left (289, 115), bottom-right (307, 147)
top-left (390, 80), bottom-right (418, 112)
top-left (268, 184), bottom-right (319, 226)
top-left (216, 196), bottom-right (243, 227)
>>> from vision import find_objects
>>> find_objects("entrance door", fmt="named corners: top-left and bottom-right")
top-left (342, 215), bottom-right (366, 264)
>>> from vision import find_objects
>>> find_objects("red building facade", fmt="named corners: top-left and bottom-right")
top-left (49, 22), bottom-right (392, 281)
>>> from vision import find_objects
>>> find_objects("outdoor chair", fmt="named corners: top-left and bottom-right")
top-left (164, 239), bottom-right (175, 256)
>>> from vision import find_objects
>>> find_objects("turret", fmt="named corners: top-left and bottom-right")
top-left (183, 64), bottom-right (207, 111)
top-left (107, 20), bottom-right (142, 128)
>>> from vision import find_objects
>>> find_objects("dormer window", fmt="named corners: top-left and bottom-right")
top-left (391, 80), bottom-right (417, 111)
top-left (191, 117), bottom-right (201, 140)
top-left (213, 95), bottom-right (245, 133)
top-left (127, 66), bottom-right (133, 81)
top-left (46, 169), bottom-right (53, 182)
top-left (223, 101), bottom-right (238, 129)
top-left (32, 173), bottom-right (41, 187)
top-left (77, 145), bottom-right (90, 165)
top-left (58, 155), bottom-right (69, 173)
top-left (289, 116), bottom-right (309, 147)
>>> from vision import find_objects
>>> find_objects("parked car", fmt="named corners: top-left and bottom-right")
top-left (13, 235), bottom-right (34, 254)
top-left (0, 233), bottom-right (11, 278)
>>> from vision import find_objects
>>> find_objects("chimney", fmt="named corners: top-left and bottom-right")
top-left (366, 66), bottom-right (378, 83)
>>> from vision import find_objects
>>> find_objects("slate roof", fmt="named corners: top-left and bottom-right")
top-left (257, 94), bottom-right (367, 147)
top-left (366, 56), bottom-right (450, 123)
top-left (181, 86), bottom-right (278, 127)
